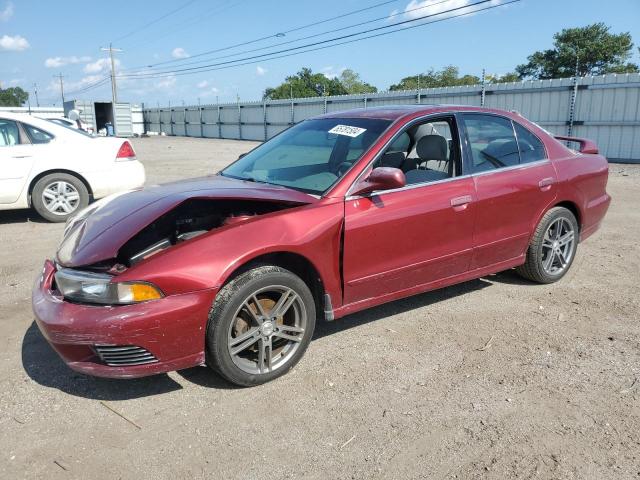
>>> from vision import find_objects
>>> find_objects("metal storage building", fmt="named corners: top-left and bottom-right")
top-left (63, 100), bottom-right (134, 137)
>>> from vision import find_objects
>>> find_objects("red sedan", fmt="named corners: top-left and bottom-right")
top-left (32, 105), bottom-right (610, 386)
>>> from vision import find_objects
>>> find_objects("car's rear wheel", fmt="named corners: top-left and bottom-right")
top-left (32, 173), bottom-right (89, 222)
top-left (206, 266), bottom-right (316, 386)
top-left (516, 207), bottom-right (579, 284)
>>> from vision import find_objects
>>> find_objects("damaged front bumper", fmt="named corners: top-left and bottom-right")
top-left (31, 260), bottom-right (217, 378)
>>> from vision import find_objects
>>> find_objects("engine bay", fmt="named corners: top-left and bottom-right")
top-left (115, 198), bottom-right (294, 268)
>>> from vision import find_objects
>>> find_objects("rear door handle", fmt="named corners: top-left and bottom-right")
top-left (450, 195), bottom-right (473, 210)
top-left (11, 155), bottom-right (32, 159)
top-left (539, 177), bottom-right (555, 190)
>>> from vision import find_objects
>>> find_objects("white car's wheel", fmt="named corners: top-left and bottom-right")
top-left (32, 173), bottom-right (89, 222)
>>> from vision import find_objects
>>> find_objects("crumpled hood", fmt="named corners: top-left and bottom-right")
top-left (56, 175), bottom-right (316, 268)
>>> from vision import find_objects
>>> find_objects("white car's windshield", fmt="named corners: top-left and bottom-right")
top-left (221, 118), bottom-right (391, 194)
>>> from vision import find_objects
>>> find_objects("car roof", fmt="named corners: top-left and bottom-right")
top-left (0, 111), bottom-right (80, 137)
top-left (316, 104), bottom-right (518, 122)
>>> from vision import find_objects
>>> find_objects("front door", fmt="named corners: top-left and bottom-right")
top-left (342, 115), bottom-right (476, 305)
top-left (0, 118), bottom-right (35, 204)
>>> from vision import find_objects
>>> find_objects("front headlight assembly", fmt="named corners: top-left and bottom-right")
top-left (54, 268), bottom-right (164, 305)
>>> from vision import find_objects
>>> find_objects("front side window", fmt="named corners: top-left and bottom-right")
top-left (514, 122), bottom-right (546, 163)
top-left (0, 119), bottom-right (21, 147)
top-left (375, 117), bottom-right (459, 185)
top-left (463, 114), bottom-right (520, 173)
top-left (23, 124), bottom-right (54, 144)
top-left (221, 118), bottom-right (390, 195)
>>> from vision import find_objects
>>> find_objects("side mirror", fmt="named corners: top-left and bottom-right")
top-left (238, 152), bottom-right (248, 160)
top-left (350, 167), bottom-right (406, 196)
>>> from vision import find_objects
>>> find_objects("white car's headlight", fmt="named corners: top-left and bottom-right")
top-left (54, 268), bottom-right (164, 305)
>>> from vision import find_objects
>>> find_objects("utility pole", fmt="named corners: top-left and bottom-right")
top-left (100, 43), bottom-right (123, 104)
top-left (54, 73), bottom-right (65, 106)
top-left (33, 83), bottom-right (40, 107)
top-left (100, 43), bottom-right (123, 136)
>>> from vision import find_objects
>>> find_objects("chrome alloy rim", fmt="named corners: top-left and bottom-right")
top-left (42, 181), bottom-right (80, 215)
top-left (541, 217), bottom-right (576, 275)
top-left (227, 285), bottom-right (307, 375)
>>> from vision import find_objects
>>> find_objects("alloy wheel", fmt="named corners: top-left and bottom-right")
top-left (41, 181), bottom-right (81, 216)
top-left (541, 217), bottom-right (576, 275)
top-left (227, 285), bottom-right (307, 375)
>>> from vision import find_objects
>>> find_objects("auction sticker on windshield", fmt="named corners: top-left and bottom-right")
top-left (328, 125), bottom-right (367, 138)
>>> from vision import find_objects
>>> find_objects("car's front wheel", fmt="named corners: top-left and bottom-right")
top-left (206, 266), bottom-right (316, 386)
top-left (516, 206), bottom-right (579, 283)
top-left (31, 173), bottom-right (89, 222)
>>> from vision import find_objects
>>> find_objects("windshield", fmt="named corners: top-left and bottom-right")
top-left (221, 118), bottom-right (391, 194)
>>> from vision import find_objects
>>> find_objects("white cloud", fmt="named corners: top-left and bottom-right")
top-left (0, 34), bottom-right (29, 51)
top-left (171, 47), bottom-right (189, 59)
top-left (398, 0), bottom-right (500, 20)
top-left (84, 57), bottom-right (119, 74)
top-left (256, 65), bottom-right (267, 76)
top-left (44, 55), bottom-right (92, 68)
top-left (0, 2), bottom-right (13, 22)
top-left (321, 66), bottom-right (346, 80)
top-left (46, 75), bottom-right (103, 93)
top-left (197, 80), bottom-right (209, 88)
top-left (157, 76), bottom-right (177, 89)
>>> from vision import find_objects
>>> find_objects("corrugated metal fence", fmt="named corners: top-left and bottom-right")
top-left (144, 73), bottom-right (640, 162)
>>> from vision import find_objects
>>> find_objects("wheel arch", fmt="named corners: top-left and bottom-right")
top-left (219, 251), bottom-right (327, 321)
top-left (28, 169), bottom-right (93, 206)
top-left (553, 200), bottom-right (582, 232)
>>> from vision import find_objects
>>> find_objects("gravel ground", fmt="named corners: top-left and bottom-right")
top-left (1, 136), bottom-right (639, 480)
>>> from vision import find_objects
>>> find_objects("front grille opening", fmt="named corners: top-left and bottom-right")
top-left (94, 345), bottom-right (158, 366)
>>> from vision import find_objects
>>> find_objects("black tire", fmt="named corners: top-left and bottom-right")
top-left (31, 173), bottom-right (89, 223)
top-left (206, 266), bottom-right (316, 387)
top-left (516, 207), bottom-right (579, 284)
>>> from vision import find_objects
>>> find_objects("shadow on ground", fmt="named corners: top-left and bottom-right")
top-left (0, 209), bottom-right (46, 225)
top-left (22, 277), bottom-right (498, 398)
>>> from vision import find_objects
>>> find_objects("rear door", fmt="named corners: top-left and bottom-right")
top-left (342, 115), bottom-right (476, 305)
top-left (460, 113), bottom-right (557, 269)
top-left (0, 118), bottom-right (36, 204)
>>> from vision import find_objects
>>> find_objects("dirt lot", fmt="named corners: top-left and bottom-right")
top-left (1, 136), bottom-right (639, 480)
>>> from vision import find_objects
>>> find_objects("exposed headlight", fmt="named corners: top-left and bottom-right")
top-left (54, 268), bottom-right (164, 305)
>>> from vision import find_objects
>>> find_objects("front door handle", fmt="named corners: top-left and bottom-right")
top-left (450, 195), bottom-right (472, 211)
top-left (539, 177), bottom-right (555, 190)
top-left (11, 155), bottom-right (32, 159)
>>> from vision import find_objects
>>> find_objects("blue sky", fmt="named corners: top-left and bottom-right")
top-left (1, 0), bottom-right (639, 106)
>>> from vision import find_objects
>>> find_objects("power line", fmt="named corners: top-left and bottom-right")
top-left (126, 0), bottom-right (402, 70)
top-left (121, 0), bottom-right (508, 79)
top-left (125, 0), bottom-right (451, 72)
top-left (111, 0), bottom-right (199, 43)
top-left (120, 0), bottom-right (520, 81)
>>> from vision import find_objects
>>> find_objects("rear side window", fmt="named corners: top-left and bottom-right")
top-left (23, 124), bottom-right (54, 144)
top-left (463, 114), bottom-right (520, 173)
top-left (0, 119), bottom-right (21, 147)
top-left (514, 122), bottom-right (546, 163)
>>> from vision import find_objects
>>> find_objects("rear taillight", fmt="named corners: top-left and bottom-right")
top-left (116, 141), bottom-right (136, 161)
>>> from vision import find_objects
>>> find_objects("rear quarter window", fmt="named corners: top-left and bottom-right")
top-left (514, 122), bottom-right (547, 163)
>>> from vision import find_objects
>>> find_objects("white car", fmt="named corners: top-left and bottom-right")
top-left (0, 112), bottom-right (145, 222)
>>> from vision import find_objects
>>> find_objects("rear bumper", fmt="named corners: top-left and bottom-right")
top-left (32, 260), bottom-right (216, 378)
top-left (89, 160), bottom-right (146, 199)
top-left (581, 193), bottom-right (611, 242)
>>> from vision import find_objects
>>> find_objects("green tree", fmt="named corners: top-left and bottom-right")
top-left (338, 69), bottom-right (377, 94)
top-left (389, 66), bottom-right (480, 91)
top-left (485, 72), bottom-right (520, 83)
top-left (0, 86), bottom-right (29, 107)
top-left (516, 23), bottom-right (639, 79)
top-left (263, 68), bottom-right (347, 99)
